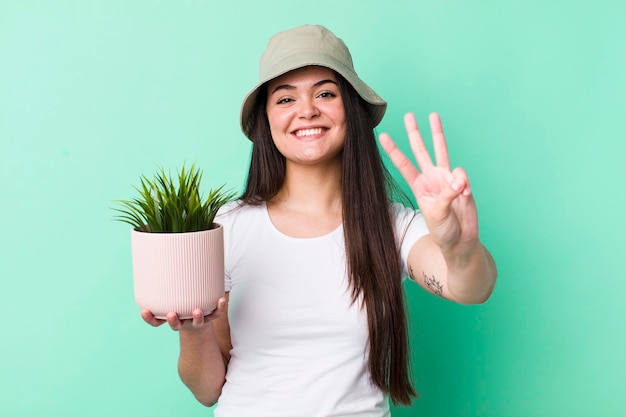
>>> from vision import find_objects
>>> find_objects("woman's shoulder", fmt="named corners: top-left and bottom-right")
top-left (389, 201), bottom-right (419, 221)
top-left (389, 201), bottom-right (428, 236)
top-left (217, 200), bottom-right (243, 216)
top-left (216, 200), bottom-right (266, 226)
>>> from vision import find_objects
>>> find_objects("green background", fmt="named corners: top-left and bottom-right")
top-left (1, 1), bottom-right (624, 416)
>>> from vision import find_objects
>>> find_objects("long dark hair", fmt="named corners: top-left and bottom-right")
top-left (241, 70), bottom-right (417, 405)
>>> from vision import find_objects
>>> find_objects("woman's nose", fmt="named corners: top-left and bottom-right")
top-left (298, 98), bottom-right (320, 119)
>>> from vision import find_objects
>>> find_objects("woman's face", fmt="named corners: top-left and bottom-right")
top-left (265, 66), bottom-right (346, 167)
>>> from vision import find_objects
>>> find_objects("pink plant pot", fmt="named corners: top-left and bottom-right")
top-left (130, 225), bottom-right (225, 319)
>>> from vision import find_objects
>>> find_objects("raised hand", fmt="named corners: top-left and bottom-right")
top-left (379, 113), bottom-right (479, 253)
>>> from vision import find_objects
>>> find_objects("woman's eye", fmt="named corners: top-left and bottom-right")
top-left (318, 91), bottom-right (337, 99)
top-left (277, 97), bottom-right (293, 105)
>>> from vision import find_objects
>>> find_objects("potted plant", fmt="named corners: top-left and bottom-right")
top-left (113, 164), bottom-right (235, 319)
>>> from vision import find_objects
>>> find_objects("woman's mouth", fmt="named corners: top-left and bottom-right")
top-left (293, 127), bottom-right (325, 138)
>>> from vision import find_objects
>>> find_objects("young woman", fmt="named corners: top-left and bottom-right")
top-left (141, 25), bottom-right (497, 416)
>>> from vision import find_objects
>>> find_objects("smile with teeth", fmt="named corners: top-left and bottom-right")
top-left (294, 127), bottom-right (325, 137)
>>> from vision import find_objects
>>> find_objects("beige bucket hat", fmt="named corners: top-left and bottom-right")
top-left (240, 24), bottom-right (387, 140)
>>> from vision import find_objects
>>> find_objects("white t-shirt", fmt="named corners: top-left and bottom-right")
top-left (213, 201), bottom-right (428, 417)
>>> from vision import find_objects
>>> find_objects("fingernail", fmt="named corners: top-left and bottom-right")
top-left (451, 182), bottom-right (461, 191)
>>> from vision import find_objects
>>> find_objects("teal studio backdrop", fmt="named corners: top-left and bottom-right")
top-left (1, 1), bottom-right (625, 416)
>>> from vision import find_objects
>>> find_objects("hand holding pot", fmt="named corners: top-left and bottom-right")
top-left (141, 297), bottom-right (227, 331)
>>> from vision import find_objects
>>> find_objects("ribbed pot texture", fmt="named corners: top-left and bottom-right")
top-left (130, 225), bottom-right (225, 319)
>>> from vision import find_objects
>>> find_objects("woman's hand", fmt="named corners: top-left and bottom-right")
top-left (379, 113), bottom-right (479, 255)
top-left (140, 297), bottom-right (228, 331)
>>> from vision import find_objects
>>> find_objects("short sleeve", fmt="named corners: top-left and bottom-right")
top-left (216, 201), bottom-right (241, 292)
top-left (391, 203), bottom-right (429, 278)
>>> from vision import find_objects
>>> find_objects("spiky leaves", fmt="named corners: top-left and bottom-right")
top-left (113, 164), bottom-right (235, 233)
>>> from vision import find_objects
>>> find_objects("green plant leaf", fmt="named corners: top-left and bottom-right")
top-left (112, 163), bottom-right (235, 233)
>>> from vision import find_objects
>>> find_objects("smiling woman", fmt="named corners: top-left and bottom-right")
top-left (266, 66), bottom-right (347, 167)
top-left (140, 24), bottom-right (496, 417)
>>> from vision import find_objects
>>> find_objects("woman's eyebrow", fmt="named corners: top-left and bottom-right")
top-left (270, 79), bottom-right (338, 95)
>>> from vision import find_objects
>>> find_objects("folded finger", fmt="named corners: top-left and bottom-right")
top-left (451, 167), bottom-right (471, 196)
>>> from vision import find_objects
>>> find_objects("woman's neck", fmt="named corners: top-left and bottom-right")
top-left (267, 161), bottom-right (343, 238)
top-left (273, 161), bottom-right (342, 212)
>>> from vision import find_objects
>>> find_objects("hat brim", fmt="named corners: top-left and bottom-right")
top-left (240, 54), bottom-right (387, 140)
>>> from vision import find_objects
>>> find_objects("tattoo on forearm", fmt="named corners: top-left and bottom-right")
top-left (423, 272), bottom-right (445, 298)
top-left (409, 266), bottom-right (445, 298)
top-left (409, 265), bottom-right (417, 281)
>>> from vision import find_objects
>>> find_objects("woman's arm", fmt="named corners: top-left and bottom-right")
top-left (141, 293), bottom-right (232, 407)
top-left (380, 113), bottom-right (497, 304)
top-left (407, 235), bottom-right (496, 304)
